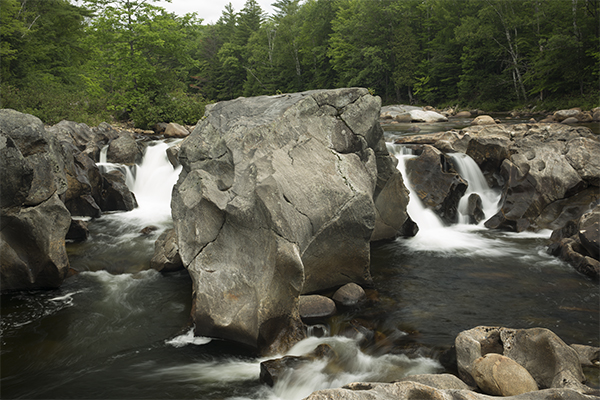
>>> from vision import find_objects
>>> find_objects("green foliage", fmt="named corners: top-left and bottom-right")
top-left (2, 0), bottom-right (597, 128)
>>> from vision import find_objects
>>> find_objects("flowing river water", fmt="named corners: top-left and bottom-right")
top-left (1, 121), bottom-right (599, 399)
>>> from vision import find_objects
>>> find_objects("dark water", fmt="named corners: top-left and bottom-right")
top-left (1, 125), bottom-right (598, 399)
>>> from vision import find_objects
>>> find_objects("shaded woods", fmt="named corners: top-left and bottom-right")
top-left (1, 0), bottom-right (598, 128)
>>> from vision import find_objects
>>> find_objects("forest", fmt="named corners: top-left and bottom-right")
top-left (1, 0), bottom-right (598, 129)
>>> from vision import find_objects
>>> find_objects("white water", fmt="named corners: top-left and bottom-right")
top-left (449, 152), bottom-right (501, 224)
top-left (387, 144), bottom-right (551, 256)
top-left (99, 141), bottom-right (182, 230)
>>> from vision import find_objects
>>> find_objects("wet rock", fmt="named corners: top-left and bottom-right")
top-left (107, 134), bottom-right (143, 164)
top-left (332, 283), bottom-right (366, 308)
top-left (549, 205), bottom-right (600, 280)
top-left (473, 353), bottom-right (539, 396)
top-left (571, 344), bottom-right (600, 367)
top-left (153, 122), bottom-right (168, 135)
top-left (299, 295), bottom-right (337, 322)
top-left (166, 141), bottom-right (181, 168)
top-left (260, 344), bottom-right (336, 387)
top-left (405, 145), bottom-right (468, 224)
top-left (381, 105), bottom-right (447, 123)
top-left (578, 207), bottom-right (600, 259)
top-left (140, 225), bottom-right (158, 236)
top-left (150, 228), bottom-right (183, 273)
top-left (100, 170), bottom-right (138, 211)
top-left (465, 193), bottom-right (485, 224)
top-left (66, 219), bottom-right (89, 242)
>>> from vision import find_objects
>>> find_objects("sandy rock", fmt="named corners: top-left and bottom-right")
top-left (472, 353), bottom-right (539, 396)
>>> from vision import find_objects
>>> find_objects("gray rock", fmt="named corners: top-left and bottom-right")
top-left (554, 109), bottom-right (582, 122)
top-left (332, 283), bottom-right (366, 308)
top-left (395, 373), bottom-right (471, 390)
top-left (99, 170), bottom-right (138, 211)
top-left (107, 134), bottom-right (143, 164)
top-left (405, 145), bottom-right (468, 224)
top-left (1, 193), bottom-right (71, 291)
top-left (172, 88), bottom-right (410, 355)
top-left (305, 383), bottom-right (597, 400)
top-left (150, 228), bottom-right (183, 272)
top-left (66, 219), bottom-right (89, 242)
top-left (456, 326), bottom-right (589, 392)
top-left (299, 295), bottom-right (337, 322)
top-left (465, 193), bottom-right (485, 224)
top-left (578, 206), bottom-right (600, 259)
top-left (571, 344), bottom-right (600, 367)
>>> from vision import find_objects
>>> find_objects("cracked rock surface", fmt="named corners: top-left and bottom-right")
top-left (171, 88), bottom-right (410, 355)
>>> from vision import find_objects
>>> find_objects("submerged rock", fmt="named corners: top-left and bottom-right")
top-left (172, 88), bottom-right (411, 355)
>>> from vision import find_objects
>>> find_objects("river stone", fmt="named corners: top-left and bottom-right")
top-left (472, 353), bottom-right (539, 396)
top-left (66, 219), bottom-right (89, 242)
top-left (172, 88), bottom-right (410, 355)
top-left (299, 295), bottom-right (337, 322)
top-left (332, 283), bottom-right (366, 308)
top-left (578, 206), bottom-right (599, 259)
top-left (570, 344), bottom-right (600, 367)
top-left (456, 326), bottom-right (590, 393)
top-left (471, 115), bottom-right (496, 125)
top-left (554, 109), bottom-right (582, 122)
top-left (150, 228), bottom-right (183, 272)
top-left (107, 134), bottom-right (143, 164)
top-left (164, 122), bottom-right (189, 138)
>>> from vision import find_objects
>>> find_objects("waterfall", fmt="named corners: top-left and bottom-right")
top-left (449, 152), bottom-right (501, 224)
top-left (98, 140), bottom-right (182, 230)
top-left (388, 144), bottom-right (506, 255)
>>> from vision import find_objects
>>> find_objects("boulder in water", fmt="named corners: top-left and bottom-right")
top-left (172, 88), bottom-right (410, 354)
top-left (472, 353), bottom-right (539, 396)
top-left (405, 145), bottom-right (468, 224)
top-left (150, 228), bottom-right (183, 273)
top-left (332, 283), bottom-right (366, 308)
top-left (0, 110), bottom-right (72, 291)
top-left (107, 133), bottom-right (143, 164)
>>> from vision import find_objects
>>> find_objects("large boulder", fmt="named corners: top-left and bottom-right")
top-left (381, 105), bottom-right (448, 123)
top-left (455, 326), bottom-right (591, 393)
top-left (0, 110), bottom-right (72, 291)
top-left (549, 204), bottom-right (600, 281)
top-left (172, 88), bottom-right (411, 355)
top-left (405, 145), bottom-right (468, 224)
top-left (1, 193), bottom-right (71, 291)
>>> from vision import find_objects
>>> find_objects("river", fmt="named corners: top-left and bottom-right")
top-left (1, 120), bottom-right (598, 399)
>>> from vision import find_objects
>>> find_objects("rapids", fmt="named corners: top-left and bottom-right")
top-left (1, 130), bottom-right (598, 399)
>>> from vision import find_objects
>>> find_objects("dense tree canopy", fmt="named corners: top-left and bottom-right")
top-left (1, 0), bottom-right (598, 127)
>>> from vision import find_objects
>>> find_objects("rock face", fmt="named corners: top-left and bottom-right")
top-left (0, 110), bottom-right (71, 291)
top-left (395, 123), bottom-right (599, 233)
top-left (171, 88), bottom-right (411, 355)
top-left (549, 205), bottom-right (600, 281)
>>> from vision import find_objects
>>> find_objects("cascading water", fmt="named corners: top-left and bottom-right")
top-left (2, 133), bottom-right (598, 400)
top-left (449, 152), bottom-right (501, 224)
